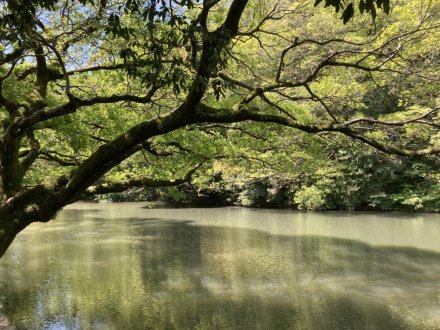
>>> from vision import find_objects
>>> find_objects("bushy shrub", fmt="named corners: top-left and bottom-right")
top-left (293, 185), bottom-right (326, 210)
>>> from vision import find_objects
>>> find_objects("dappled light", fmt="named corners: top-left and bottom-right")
top-left (1, 0), bottom-right (440, 327)
top-left (1, 203), bottom-right (440, 329)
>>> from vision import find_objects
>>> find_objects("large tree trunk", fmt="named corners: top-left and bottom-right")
top-left (0, 0), bottom-right (251, 258)
top-left (0, 211), bottom-right (31, 257)
top-left (0, 186), bottom-right (67, 257)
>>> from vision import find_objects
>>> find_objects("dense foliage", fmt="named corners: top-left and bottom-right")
top-left (100, 146), bottom-right (440, 212)
top-left (0, 0), bottom-right (440, 256)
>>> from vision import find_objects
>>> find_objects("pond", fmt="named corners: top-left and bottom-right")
top-left (1, 202), bottom-right (440, 329)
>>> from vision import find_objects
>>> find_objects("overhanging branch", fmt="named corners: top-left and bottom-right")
top-left (194, 103), bottom-right (440, 156)
top-left (85, 163), bottom-right (203, 196)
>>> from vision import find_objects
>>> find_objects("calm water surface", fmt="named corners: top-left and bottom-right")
top-left (1, 203), bottom-right (440, 329)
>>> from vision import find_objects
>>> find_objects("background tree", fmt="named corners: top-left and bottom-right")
top-left (0, 0), bottom-right (439, 257)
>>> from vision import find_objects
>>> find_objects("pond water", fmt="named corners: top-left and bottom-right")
top-left (1, 202), bottom-right (440, 329)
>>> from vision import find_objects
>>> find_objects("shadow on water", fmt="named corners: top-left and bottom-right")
top-left (306, 210), bottom-right (430, 219)
top-left (1, 214), bottom-right (440, 329)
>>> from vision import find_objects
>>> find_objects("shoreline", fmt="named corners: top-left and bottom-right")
top-left (77, 199), bottom-right (440, 214)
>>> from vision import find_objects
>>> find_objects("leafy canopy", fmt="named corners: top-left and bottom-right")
top-left (0, 0), bottom-right (439, 256)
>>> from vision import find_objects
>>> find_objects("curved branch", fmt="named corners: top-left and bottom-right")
top-left (31, 46), bottom-right (49, 106)
top-left (304, 84), bottom-right (339, 123)
top-left (40, 150), bottom-right (78, 166)
top-left (19, 130), bottom-right (40, 176)
top-left (222, 0), bottom-right (250, 35)
top-left (34, 31), bottom-right (72, 97)
top-left (15, 86), bottom-right (158, 131)
top-left (345, 129), bottom-right (440, 156)
top-left (192, 0), bottom-right (221, 29)
top-left (342, 108), bottom-right (439, 127)
top-left (0, 48), bottom-right (24, 66)
top-left (194, 103), bottom-right (440, 156)
top-left (17, 64), bottom-right (126, 81)
top-left (85, 163), bottom-right (203, 195)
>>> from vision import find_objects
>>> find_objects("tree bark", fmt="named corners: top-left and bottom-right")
top-left (0, 0), bottom-right (251, 258)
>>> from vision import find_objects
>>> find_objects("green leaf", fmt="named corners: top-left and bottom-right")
top-left (341, 3), bottom-right (354, 24)
top-left (382, 0), bottom-right (390, 14)
top-left (359, 0), bottom-right (366, 14)
top-left (370, 4), bottom-right (377, 20)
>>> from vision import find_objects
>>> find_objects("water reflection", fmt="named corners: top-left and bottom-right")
top-left (1, 203), bottom-right (440, 329)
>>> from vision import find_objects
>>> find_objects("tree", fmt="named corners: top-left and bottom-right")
top-left (0, 0), bottom-right (439, 257)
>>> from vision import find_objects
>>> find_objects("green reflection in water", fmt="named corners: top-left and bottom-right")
top-left (1, 204), bottom-right (440, 329)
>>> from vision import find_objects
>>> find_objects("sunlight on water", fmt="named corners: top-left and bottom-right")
top-left (1, 202), bottom-right (440, 329)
